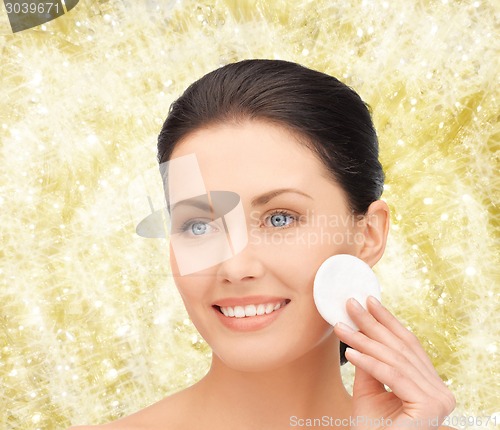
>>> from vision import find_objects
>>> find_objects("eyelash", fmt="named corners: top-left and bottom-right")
top-left (177, 219), bottom-right (215, 236)
top-left (264, 210), bottom-right (297, 230)
top-left (177, 210), bottom-right (298, 236)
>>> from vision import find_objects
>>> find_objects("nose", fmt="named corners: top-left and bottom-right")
top-left (216, 239), bottom-right (265, 284)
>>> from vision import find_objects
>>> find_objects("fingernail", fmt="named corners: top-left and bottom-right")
top-left (368, 295), bottom-right (381, 306)
top-left (335, 322), bottom-right (355, 332)
top-left (345, 347), bottom-right (362, 358)
top-left (349, 298), bottom-right (364, 312)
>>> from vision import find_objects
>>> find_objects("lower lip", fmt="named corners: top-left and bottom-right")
top-left (213, 303), bottom-right (289, 332)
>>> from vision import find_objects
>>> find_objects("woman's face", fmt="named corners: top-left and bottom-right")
top-left (167, 120), bottom-right (366, 372)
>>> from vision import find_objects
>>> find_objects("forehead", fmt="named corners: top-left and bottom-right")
top-left (170, 120), bottom-right (326, 191)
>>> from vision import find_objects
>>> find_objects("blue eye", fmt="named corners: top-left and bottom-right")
top-left (267, 211), bottom-right (296, 228)
top-left (190, 222), bottom-right (208, 235)
top-left (179, 220), bottom-right (217, 237)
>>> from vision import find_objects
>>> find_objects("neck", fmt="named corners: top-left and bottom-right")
top-left (193, 333), bottom-right (352, 429)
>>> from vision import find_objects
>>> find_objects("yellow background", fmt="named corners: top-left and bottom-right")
top-left (1, 0), bottom-right (498, 428)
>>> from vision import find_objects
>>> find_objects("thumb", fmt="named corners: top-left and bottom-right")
top-left (352, 357), bottom-right (386, 399)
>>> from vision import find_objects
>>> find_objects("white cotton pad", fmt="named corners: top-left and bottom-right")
top-left (313, 254), bottom-right (381, 330)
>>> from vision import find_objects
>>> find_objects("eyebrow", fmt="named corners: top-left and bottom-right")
top-left (250, 188), bottom-right (313, 207)
top-left (170, 188), bottom-right (312, 213)
top-left (170, 198), bottom-right (211, 214)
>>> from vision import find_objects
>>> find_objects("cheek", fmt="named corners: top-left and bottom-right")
top-left (169, 243), bottom-right (179, 276)
top-left (169, 246), bottom-right (210, 311)
top-left (251, 224), bottom-right (358, 277)
top-left (172, 275), bottom-right (214, 337)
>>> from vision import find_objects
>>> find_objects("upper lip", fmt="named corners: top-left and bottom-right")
top-left (212, 296), bottom-right (290, 307)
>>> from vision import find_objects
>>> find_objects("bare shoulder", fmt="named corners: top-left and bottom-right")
top-left (66, 427), bottom-right (108, 430)
top-left (66, 385), bottom-right (199, 430)
top-left (66, 419), bottom-right (139, 429)
top-left (67, 427), bottom-right (96, 430)
top-left (66, 424), bottom-right (135, 430)
top-left (67, 424), bottom-right (147, 430)
top-left (439, 426), bottom-right (457, 429)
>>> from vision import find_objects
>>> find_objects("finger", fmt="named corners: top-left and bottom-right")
top-left (352, 360), bottom-right (387, 398)
top-left (366, 297), bottom-right (439, 372)
top-left (335, 322), bottom-right (440, 396)
top-left (345, 346), bottom-right (456, 421)
top-left (343, 298), bottom-right (450, 395)
top-left (364, 296), bottom-right (453, 396)
top-left (344, 347), bottom-right (428, 404)
top-left (348, 297), bottom-right (442, 383)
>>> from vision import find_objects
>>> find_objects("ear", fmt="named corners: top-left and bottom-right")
top-left (356, 200), bottom-right (390, 267)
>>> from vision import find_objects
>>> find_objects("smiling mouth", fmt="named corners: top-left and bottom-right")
top-left (213, 299), bottom-right (291, 318)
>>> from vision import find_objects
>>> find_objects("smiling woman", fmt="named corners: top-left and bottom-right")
top-left (69, 59), bottom-right (456, 429)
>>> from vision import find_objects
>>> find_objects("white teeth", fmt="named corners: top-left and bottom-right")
top-left (218, 301), bottom-right (288, 318)
top-left (234, 306), bottom-right (245, 318)
top-left (244, 304), bottom-right (257, 317)
top-left (256, 304), bottom-right (266, 315)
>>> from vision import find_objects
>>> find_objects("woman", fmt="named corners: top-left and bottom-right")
top-left (71, 59), bottom-right (456, 429)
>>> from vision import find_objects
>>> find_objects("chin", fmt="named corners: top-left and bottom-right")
top-left (215, 349), bottom-right (297, 373)
top-left (210, 330), bottom-right (334, 374)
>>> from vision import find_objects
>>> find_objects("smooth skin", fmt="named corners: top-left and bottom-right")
top-left (69, 120), bottom-right (455, 429)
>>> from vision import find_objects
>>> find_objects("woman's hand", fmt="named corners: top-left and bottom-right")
top-left (333, 296), bottom-right (456, 430)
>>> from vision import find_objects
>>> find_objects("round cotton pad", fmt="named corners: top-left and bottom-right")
top-left (313, 254), bottom-right (381, 330)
